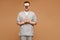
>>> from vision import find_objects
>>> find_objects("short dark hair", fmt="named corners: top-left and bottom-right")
top-left (24, 1), bottom-right (30, 4)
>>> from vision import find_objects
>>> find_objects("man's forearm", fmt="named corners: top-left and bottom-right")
top-left (30, 21), bottom-right (36, 25)
top-left (17, 22), bottom-right (25, 25)
top-left (17, 21), bottom-right (37, 25)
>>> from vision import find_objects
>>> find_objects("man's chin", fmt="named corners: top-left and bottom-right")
top-left (25, 9), bottom-right (28, 11)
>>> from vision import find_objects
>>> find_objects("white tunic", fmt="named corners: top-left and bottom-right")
top-left (24, 11), bottom-right (29, 15)
top-left (16, 11), bottom-right (37, 36)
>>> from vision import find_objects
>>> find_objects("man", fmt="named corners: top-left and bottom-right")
top-left (16, 1), bottom-right (37, 40)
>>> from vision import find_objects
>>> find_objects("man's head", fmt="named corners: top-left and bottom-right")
top-left (24, 1), bottom-right (30, 11)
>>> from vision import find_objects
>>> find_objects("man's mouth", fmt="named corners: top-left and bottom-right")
top-left (25, 6), bottom-right (28, 9)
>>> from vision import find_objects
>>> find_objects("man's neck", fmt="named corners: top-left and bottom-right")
top-left (24, 10), bottom-right (30, 12)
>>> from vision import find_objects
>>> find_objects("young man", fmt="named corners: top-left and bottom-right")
top-left (16, 1), bottom-right (37, 40)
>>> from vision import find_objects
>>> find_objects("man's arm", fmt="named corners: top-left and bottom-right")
top-left (16, 13), bottom-right (25, 25)
top-left (29, 21), bottom-right (37, 25)
top-left (29, 12), bottom-right (37, 25)
top-left (17, 21), bottom-right (25, 25)
top-left (17, 19), bottom-right (28, 25)
top-left (27, 13), bottom-right (37, 25)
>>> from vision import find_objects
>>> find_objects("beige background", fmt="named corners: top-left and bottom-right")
top-left (0, 0), bottom-right (60, 40)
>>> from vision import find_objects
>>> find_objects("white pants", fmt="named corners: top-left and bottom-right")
top-left (20, 36), bottom-right (33, 40)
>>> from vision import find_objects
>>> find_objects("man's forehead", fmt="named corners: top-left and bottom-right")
top-left (24, 3), bottom-right (30, 6)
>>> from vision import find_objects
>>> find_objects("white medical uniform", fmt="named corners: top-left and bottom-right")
top-left (16, 10), bottom-right (36, 36)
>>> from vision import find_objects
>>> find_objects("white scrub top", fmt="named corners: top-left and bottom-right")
top-left (24, 11), bottom-right (29, 15)
top-left (16, 11), bottom-right (37, 36)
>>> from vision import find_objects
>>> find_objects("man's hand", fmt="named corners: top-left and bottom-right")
top-left (17, 17), bottom-right (36, 25)
top-left (17, 21), bottom-right (25, 25)
top-left (17, 18), bottom-right (30, 25)
top-left (24, 17), bottom-right (30, 23)
top-left (26, 18), bottom-right (30, 22)
top-left (24, 18), bottom-right (36, 25)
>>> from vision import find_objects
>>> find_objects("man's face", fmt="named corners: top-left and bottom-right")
top-left (24, 3), bottom-right (30, 11)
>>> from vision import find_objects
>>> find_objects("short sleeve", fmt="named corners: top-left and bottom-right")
top-left (16, 13), bottom-right (21, 22)
top-left (32, 12), bottom-right (37, 22)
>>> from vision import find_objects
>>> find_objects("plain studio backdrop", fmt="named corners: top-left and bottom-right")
top-left (0, 0), bottom-right (60, 40)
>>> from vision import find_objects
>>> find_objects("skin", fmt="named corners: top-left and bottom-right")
top-left (17, 3), bottom-right (36, 25)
